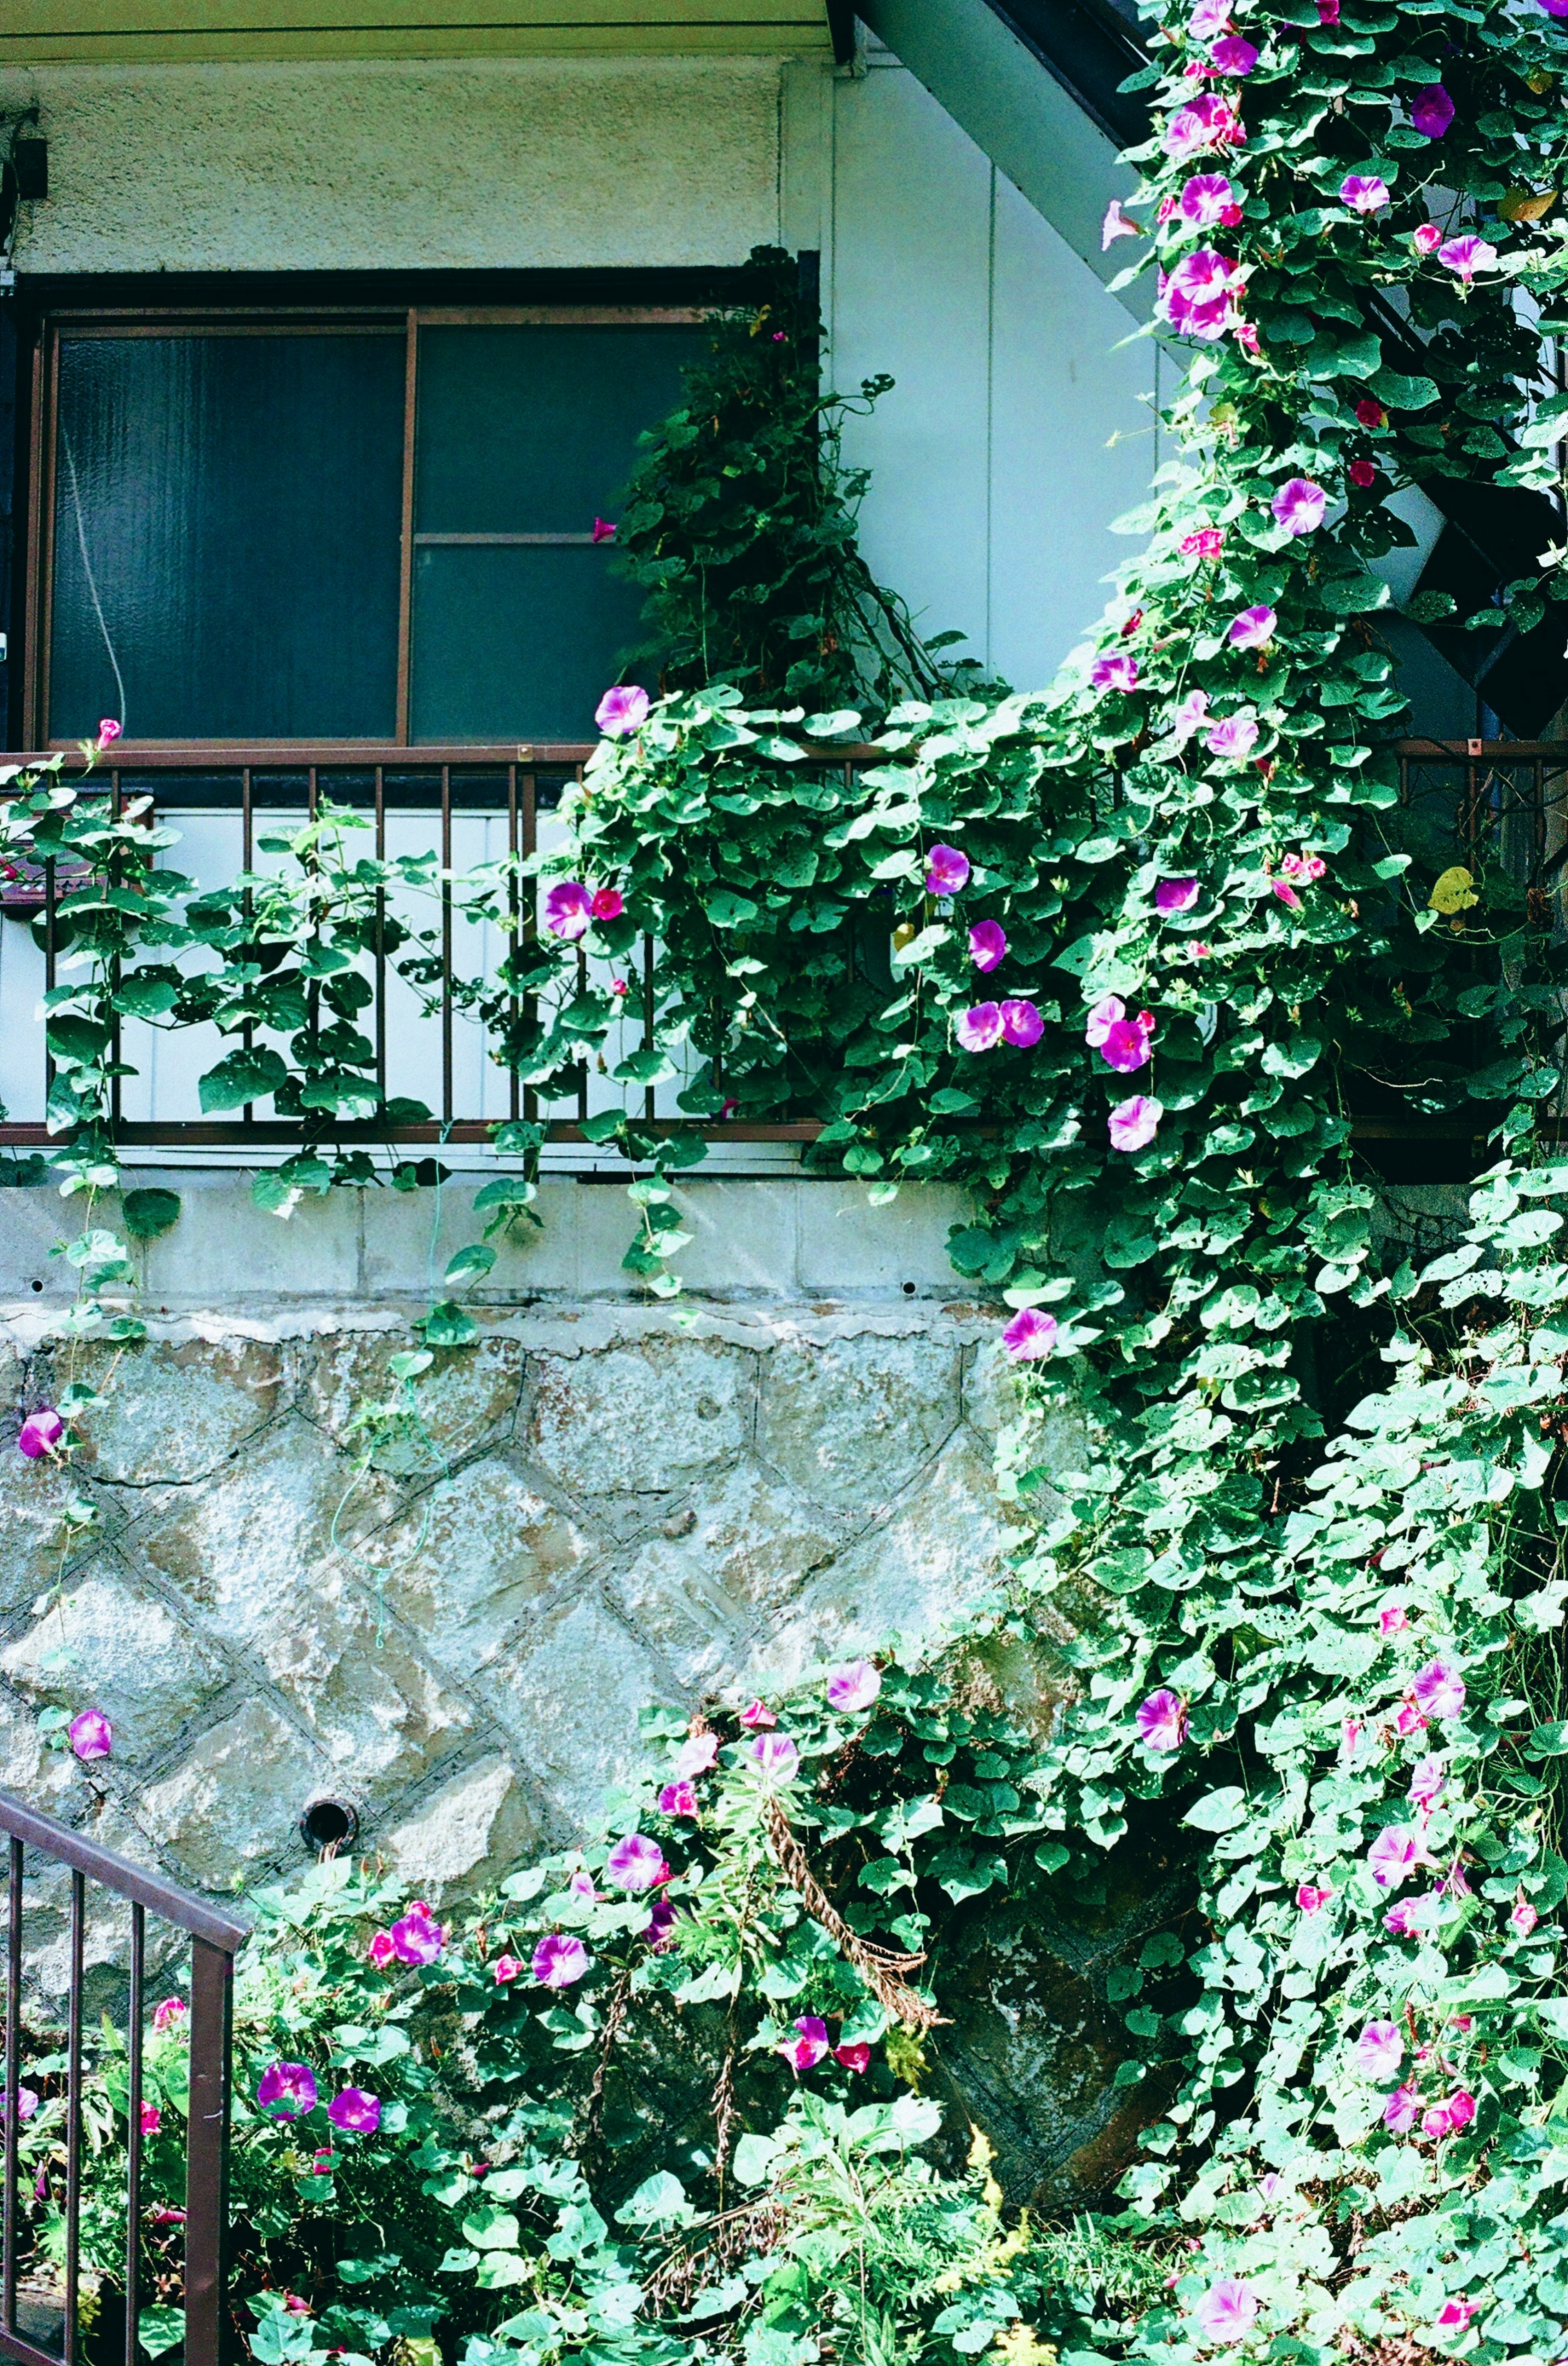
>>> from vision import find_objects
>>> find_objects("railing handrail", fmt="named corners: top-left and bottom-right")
top-left (0, 1792), bottom-right (249, 1953)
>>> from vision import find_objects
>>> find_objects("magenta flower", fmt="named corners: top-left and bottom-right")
top-left (1101, 198), bottom-right (1143, 249)
top-left (1422, 2100), bottom-right (1454, 2140)
top-left (658, 1781), bottom-right (699, 1817)
top-left (1408, 1756), bottom-right (1446, 1810)
top-left (1002, 1307), bottom-right (1058, 1362)
top-left (826, 1661), bottom-right (881, 1713)
top-left (1412, 1659), bottom-right (1465, 1721)
top-left (675, 1731), bottom-right (719, 1780)
top-left (367, 1932), bottom-right (395, 1969)
top-left (1379, 1600), bottom-right (1408, 1636)
top-left (1414, 222), bottom-right (1441, 255)
top-left (1512, 1898), bottom-right (1539, 1937)
top-left (1136, 1689), bottom-right (1187, 1752)
top-left (643, 1895), bottom-right (677, 1949)
top-left (1180, 529), bottom-right (1223, 561)
top-left (1410, 84), bottom-right (1455, 139)
top-left (17, 1409), bottom-right (63, 1460)
top-left (1158, 246), bottom-right (1243, 341)
top-left (531, 1933), bottom-right (590, 1988)
top-left (0, 2088), bottom-right (37, 2122)
top-left (257, 2062), bottom-right (318, 2119)
top-left (327, 2087), bottom-right (381, 2134)
top-left (1435, 2301), bottom-right (1477, 2332)
top-left (969, 920), bottom-right (1007, 971)
top-left (595, 683), bottom-right (651, 736)
top-left (1206, 713), bottom-right (1260, 762)
top-left (152, 1997), bottom-right (186, 2032)
top-left (390, 1905), bottom-right (445, 1965)
top-left (1368, 1826), bottom-right (1423, 1889)
top-left (590, 886), bottom-right (624, 921)
top-left (780, 2015), bottom-right (830, 2072)
top-left (1085, 993), bottom-right (1124, 1047)
top-left (1446, 2089), bottom-right (1476, 2130)
top-left (1091, 651), bottom-right (1139, 694)
top-left (1000, 999), bottom-right (1043, 1047)
top-left (492, 1954), bottom-right (523, 1983)
top-left (1100, 1017), bottom-right (1155, 1073)
top-left (1318, 0), bottom-right (1339, 17)
top-left (1190, 0), bottom-right (1230, 34)
top-left (835, 2040), bottom-right (871, 2072)
top-left (1210, 33), bottom-right (1257, 72)
top-left (1164, 93), bottom-right (1244, 160)
top-left (1540, 0), bottom-right (1568, 13)
top-left (1179, 173), bottom-right (1236, 226)
top-left (1383, 1898), bottom-right (1421, 1938)
top-left (750, 1732), bottom-right (800, 1784)
top-left (1296, 1882), bottom-right (1332, 1914)
top-left (590, 517), bottom-right (617, 543)
top-left (1228, 604), bottom-right (1276, 650)
top-left (956, 1002), bottom-right (1005, 1053)
top-left (605, 1834), bottom-right (670, 1891)
top-left (925, 844), bottom-right (971, 896)
top-left (1272, 879), bottom-right (1302, 912)
top-left (1339, 174), bottom-right (1389, 213)
top-left (1108, 1096), bottom-right (1162, 1154)
top-left (1271, 477), bottom-right (1327, 536)
top-left (544, 881), bottom-right (594, 940)
top-left (1355, 2020), bottom-right (1404, 2082)
top-left (1156, 877), bottom-right (1200, 914)
top-left (98, 718), bottom-right (123, 744)
top-left (1279, 850), bottom-right (1326, 883)
top-left (1167, 688), bottom-right (1212, 748)
top-left (68, 1709), bottom-right (112, 1762)
top-left (738, 1699), bottom-right (776, 1728)
top-left (1438, 234), bottom-right (1497, 283)
top-left (1383, 2081), bottom-right (1421, 2133)
top-left (1193, 2280), bottom-right (1259, 2345)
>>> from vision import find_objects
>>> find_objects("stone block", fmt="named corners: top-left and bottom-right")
top-left (250, 1564), bottom-right (477, 1791)
top-left (360, 1177), bottom-right (581, 1299)
top-left (526, 1337), bottom-right (753, 1498)
top-left (576, 1180), bottom-right (798, 1298)
top-left (64, 1336), bottom-right (285, 1484)
top-left (376, 1752), bottom-right (545, 1898)
top-left (0, 1693), bottom-right (78, 1816)
top-left (610, 1459), bottom-right (838, 1690)
top-left (141, 1172), bottom-right (360, 1302)
top-left (304, 1331), bottom-right (522, 1475)
top-left (795, 1181), bottom-right (973, 1298)
top-left (0, 1189), bottom-right (75, 1302)
top-left (0, 1562), bottom-right (229, 1767)
top-left (361, 1456), bottom-right (595, 1677)
top-left (757, 1333), bottom-right (960, 1515)
top-left (486, 1591), bottom-right (669, 1832)
top-left (136, 1697), bottom-right (330, 1888)
top-left (0, 1456), bottom-right (122, 1610)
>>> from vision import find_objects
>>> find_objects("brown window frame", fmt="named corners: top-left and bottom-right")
top-left (22, 301), bottom-right (704, 754)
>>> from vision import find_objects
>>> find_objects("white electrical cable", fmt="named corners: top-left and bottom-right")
top-left (59, 420), bottom-right (127, 734)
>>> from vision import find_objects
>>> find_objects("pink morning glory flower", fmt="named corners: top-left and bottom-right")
top-left (1319, 0), bottom-right (1339, 16)
top-left (1207, 713), bottom-right (1260, 762)
top-left (367, 1931), bottom-right (395, 1969)
top-left (1100, 1015), bottom-right (1155, 1073)
top-left (1210, 33), bottom-right (1257, 72)
top-left (1180, 528), bottom-right (1223, 560)
top-left (1368, 1826), bottom-right (1423, 1888)
top-left (1156, 877), bottom-right (1200, 914)
top-left (1190, 0), bottom-right (1230, 35)
top-left (925, 844), bottom-right (971, 896)
top-left (605, 1834), bottom-right (670, 1891)
top-left (1383, 2081), bottom-right (1421, 2132)
top-left (1091, 651), bottom-right (1139, 694)
top-left (969, 920), bottom-right (1007, 971)
top-left (98, 718), bottom-right (122, 744)
top-left (152, 1998), bottom-right (186, 2032)
top-left (1159, 246), bottom-right (1243, 341)
top-left (1136, 1689), bottom-right (1187, 1752)
top-left (590, 887), bottom-right (624, 921)
top-left (0, 2089), bottom-right (37, 2122)
top-left (595, 684), bottom-right (650, 736)
top-left (1229, 604), bottom-right (1276, 649)
top-left (1379, 1600), bottom-right (1408, 1636)
top-left (492, 1954), bottom-right (523, 1983)
top-left (643, 1895), bottom-right (678, 1949)
top-left (1422, 2101), bottom-right (1454, 2140)
top-left (327, 2087), bottom-right (381, 2134)
top-left (1414, 222), bottom-right (1441, 255)
top-left (1438, 234), bottom-right (1497, 283)
top-left (68, 1709), bottom-right (112, 1762)
top-left (1408, 1757), bottom-right (1446, 1809)
top-left (1102, 198), bottom-right (1143, 248)
top-left (1383, 1898), bottom-right (1421, 1937)
top-left (1271, 477), bottom-right (1327, 535)
top-left (141, 2101), bottom-right (163, 2135)
top-left (1435, 2301), bottom-right (1477, 2332)
top-left (1180, 173), bottom-right (1236, 226)
top-left (1002, 1307), bottom-right (1059, 1362)
top-left (738, 1699), bottom-right (776, 1728)
top-left (1355, 2020), bottom-right (1404, 2082)
top-left (1085, 994), bottom-right (1125, 1046)
top-left (658, 1781), bottom-right (699, 1817)
top-left (1167, 688), bottom-right (1212, 747)
top-left (390, 1905), bottom-right (445, 1965)
top-left (257, 2062), bottom-right (318, 2118)
top-left (675, 1731), bottom-right (720, 1780)
top-left (750, 1733), bottom-right (800, 1783)
top-left (1348, 459), bottom-right (1377, 489)
top-left (1164, 93), bottom-right (1244, 160)
top-left (1193, 2279), bottom-right (1259, 2344)
top-left (1412, 1658), bottom-right (1465, 1720)
top-left (544, 881), bottom-right (594, 940)
top-left (835, 2040), bottom-right (871, 2072)
top-left (781, 2015), bottom-right (830, 2072)
top-left (1109, 1096), bottom-right (1161, 1153)
top-left (17, 1408), bottom-right (63, 1460)
top-left (1410, 84), bottom-right (1455, 139)
top-left (1000, 999), bottom-right (1043, 1047)
top-left (590, 517), bottom-right (617, 544)
top-left (956, 1002), bottom-right (1005, 1053)
top-left (1512, 1897), bottom-right (1539, 1936)
top-left (1339, 174), bottom-right (1389, 212)
top-left (826, 1661), bottom-right (881, 1713)
top-left (1540, 0), bottom-right (1568, 14)
top-left (1272, 879), bottom-right (1302, 912)
top-left (532, 1933), bottom-right (590, 1987)
top-left (1446, 2089), bottom-right (1476, 2130)
top-left (1296, 1882), bottom-right (1332, 1914)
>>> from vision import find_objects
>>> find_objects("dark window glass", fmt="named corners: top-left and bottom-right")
top-left (49, 332), bottom-right (405, 740)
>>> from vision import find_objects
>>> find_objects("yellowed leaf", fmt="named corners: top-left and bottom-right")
top-left (1429, 864), bottom-right (1479, 914)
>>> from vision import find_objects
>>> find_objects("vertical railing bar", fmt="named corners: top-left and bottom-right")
top-left (109, 768), bottom-right (123, 1133)
top-left (242, 768), bottom-right (255, 1129)
top-left (441, 766), bottom-right (453, 1128)
top-left (375, 766), bottom-right (388, 1107)
top-left (576, 945), bottom-right (589, 1127)
top-left (43, 852), bottom-right (56, 1117)
top-left (522, 771), bottom-right (537, 1130)
top-left (4, 1838), bottom-right (20, 2339)
top-left (64, 1870), bottom-right (83, 2365)
top-left (643, 933), bottom-right (656, 1124)
top-left (183, 1938), bottom-right (232, 2366)
top-left (507, 765), bottom-right (521, 1126)
top-left (125, 1903), bottom-right (144, 2366)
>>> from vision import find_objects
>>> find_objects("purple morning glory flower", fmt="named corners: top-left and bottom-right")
top-left (925, 844), bottom-right (971, 896)
top-left (1368, 1826), bottom-right (1423, 1889)
top-left (1209, 33), bottom-right (1257, 73)
top-left (1412, 1658), bottom-right (1466, 1720)
top-left (1410, 84), bottom-right (1455, 139)
top-left (969, 919), bottom-right (1007, 971)
top-left (1438, 234), bottom-right (1497, 283)
top-left (326, 2087), bottom-right (381, 2134)
top-left (658, 1780), bottom-right (698, 1817)
top-left (257, 2062), bottom-right (318, 2119)
top-left (0, 2089), bottom-right (38, 2121)
top-left (999, 999), bottom-right (1043, 1047)
top-left (1194, 2282), bottom-right (1259, 2345)
top-left (605, 1833), bottom-right (670, 1891)
top-left (675, 1731), bottom-right (719, 1779)
top-left (1228, 604), bottom-right (1276, 649)
top-left (1354, 2021), bottom-right (1403, 2083)
top-left (531, 1933), bottom-right (590, 1987)
top-left (390, 1904), bottom-right (445, 1966)
top-left (1158, 247), bottom-right (1243, 342)
top-left (1109, 1096), bottom-right (1161, 1153)
top-left (955, 1002), bottom-right (1004, 1053)
top-left (826, 1661), bottom-right (880, 1712)
top-left (1002, 1308), bottom-right (1058, 1362)
top-left (1136, 1690), bottom-right (1187, 1752)
top-left (543, 881), bottom-right (594, 941)
top-left (1154, 878), bottom-right (1199, 914)
top-left (780, 2015), bottom-right (830, 2072)
top-left (1271, 477), bottom-right (1327, 536)
top-left (749, 1732), bottom-right (800, 1783)
top-left (68, 1709), bottom-right (112, 1762)
top-left (1090, 651), bottom-right (1139, 694)
top-left (1339, 174), bottom-right (1389, 213)
top-left (1206, 712), bottom-right (1260, 762)
top-left (1100, 1017), bottom-right (1154, 1073)
top-left (595, 684), bottom-right (650, 736)
top-left (1179, 173), bottom-right (1236, 227)
top-left (17, 1408), bottom-right (63, 1460)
